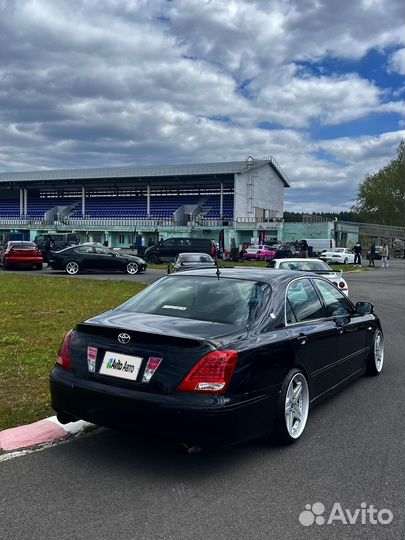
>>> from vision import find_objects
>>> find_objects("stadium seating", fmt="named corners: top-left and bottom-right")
top-left (0, 197), bottom-right (78, 218)
top-left (0, 199), bottom-right (20, 217)
top-left (0, 193), bottom-right (234, 220)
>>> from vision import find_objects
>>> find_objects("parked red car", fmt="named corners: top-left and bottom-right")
top-left (1, 241), bottom-right (43, 270)
top-left (242, 245), bottom-right (276, 261)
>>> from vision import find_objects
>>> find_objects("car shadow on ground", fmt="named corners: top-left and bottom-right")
top-left (51, 369), bottom-right (393, 483)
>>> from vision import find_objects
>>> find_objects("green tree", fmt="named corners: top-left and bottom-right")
top-left (352, 141), bottom-right (405, 226)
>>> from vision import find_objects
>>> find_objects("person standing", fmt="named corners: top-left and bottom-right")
top-left (300, 239), bottom-right (309, 258)
top-left (44, 235), bottom-right (54, 264)
top-left (381, 243), bottom-right (389, 268)
top-left (354, 242), bottom-right (362, 265)
top-left (368, 241), bottom-right (376, 267)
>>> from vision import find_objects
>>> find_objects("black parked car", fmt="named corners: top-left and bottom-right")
top-left (144, 237), bottom-right (216, 263)
top-left (48, 245), bottom-right (147, 275)
top-left (271, 243), bottom-right (295, 259)
top-left (50, 268), bottom-right (383, 450)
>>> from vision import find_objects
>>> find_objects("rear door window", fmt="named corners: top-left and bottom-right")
top-left (286, 278), bottom-right (326, 322)
top-left (75, 246), bottom-right (94, 254)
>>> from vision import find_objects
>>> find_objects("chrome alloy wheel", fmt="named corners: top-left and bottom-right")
top-left (284, 372), bottom-right (309, 439)
top-left (65, 261), bottom-right (79, 275)
top-left (126, 262), bottom-right (139, 275)
top-left (374, 330), bottom-right (384, 373)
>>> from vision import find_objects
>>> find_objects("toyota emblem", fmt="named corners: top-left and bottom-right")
top-left (118, 332), bottom-right (131, 344)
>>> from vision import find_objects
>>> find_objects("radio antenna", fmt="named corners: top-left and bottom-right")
top-left (215, 258), bottom-right (221, 280)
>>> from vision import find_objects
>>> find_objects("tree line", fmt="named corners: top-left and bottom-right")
top-left (284, 141), bottom-right (404, 226)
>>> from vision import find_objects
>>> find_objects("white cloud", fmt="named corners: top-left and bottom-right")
top-left (0, 0), bottom-right (404, 212)
top-left (318, 130), bottom-right (405, 163)
top-left (388, 47), bottom-right (405, 75)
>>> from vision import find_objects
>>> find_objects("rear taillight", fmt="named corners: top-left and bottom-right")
top-left (211, 247), bottom-right (216, 256)
top-left (56, 330), bottom-right (73, 369)
top-left (177, 350), bottom-right (238, 393)
top-left (142, 356), bottom-right (163, 383)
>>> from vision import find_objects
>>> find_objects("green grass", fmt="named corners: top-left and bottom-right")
top-left (0, 275), bottom-right (147, 431)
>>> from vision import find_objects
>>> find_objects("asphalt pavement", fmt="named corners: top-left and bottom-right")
top-left (0, 260), bottom-right (404, 540)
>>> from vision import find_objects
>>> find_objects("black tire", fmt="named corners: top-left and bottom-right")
top-left (65, 261), bottom-right (80, 275)
top-left (3, 260), bottom-right (9, 270)
top-left (35, 263), bottom-right (43, 270)
top-left (344, 257), bottom-right (348, 264)
top-left (125, 261), bottom-right (139, 275)
top-left (366, 329), bottom-right (384, 376)
top-left (147, 254), bottom-right (159, 264)
top-left (272, 368), bottom-right (310, 445)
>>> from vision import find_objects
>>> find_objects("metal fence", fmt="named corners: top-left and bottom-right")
top-left (339, 221), bottom-right (405, 241)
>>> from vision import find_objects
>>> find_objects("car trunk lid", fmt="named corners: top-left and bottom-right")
top-left (70, 312), bottom-right (245, 394)
top-left (10, 247), bottom-right (40, 258)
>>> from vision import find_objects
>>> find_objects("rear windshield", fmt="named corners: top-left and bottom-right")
top-left (279, 261), bottom-right (331, 271)
top-left (10, 243), bottom-right (37, 250)
top-left (180, 254), bottom-right (213, 263)
top-left (116, 276), bottom-right (271, 325)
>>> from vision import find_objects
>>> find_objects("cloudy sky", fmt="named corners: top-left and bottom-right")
top-left (0, 0), bottom-right (404, 211)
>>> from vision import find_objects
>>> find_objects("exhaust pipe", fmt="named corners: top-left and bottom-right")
top-left (177, 442), bottom-right (202, 455)
top-left (57, 412), bottom-right (79, 425)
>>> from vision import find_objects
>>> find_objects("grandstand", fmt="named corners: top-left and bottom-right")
top-left (0, 157), bottom-right (289, 249)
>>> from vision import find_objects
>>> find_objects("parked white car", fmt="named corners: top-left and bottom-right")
top-left (319, 248), bottom-right (355, 265)
top-left (268, 257), bottom-right (349, 295)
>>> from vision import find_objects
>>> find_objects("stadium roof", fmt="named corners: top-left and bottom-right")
top-left (0, 158), bottom-right (290, 187)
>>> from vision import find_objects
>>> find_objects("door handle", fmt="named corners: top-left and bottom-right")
top-left (297, 334), bottom-right (307, 345)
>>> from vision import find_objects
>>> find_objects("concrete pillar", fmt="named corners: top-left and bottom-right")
top-left (23, 188), bottom-right (28, 217)
top-left (81, 186), bottom-right (86, 217)
top-left (220, 182), bottom-right (224, 219)
top-left (147, 185), bottom-right (150, 217)
top-left (19, 188), bottom-right (24, 217)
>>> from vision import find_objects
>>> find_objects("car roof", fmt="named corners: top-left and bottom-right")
top-left (168, 267), bottom-right (314, 284)
top-left (178, 252), bottom-right (213, 257)
top-left (8, 241), bottom-right (35, 245)
top-left (275, 258), bottom-right (327, 263)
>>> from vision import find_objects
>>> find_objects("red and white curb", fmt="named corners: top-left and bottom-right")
top-left (0, 416), bottom-right (96, 461)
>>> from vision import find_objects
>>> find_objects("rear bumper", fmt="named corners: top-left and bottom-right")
top-left (6, 256), bottom-right (42, 265)
top-left (50, 366), bottom-right (278, 447)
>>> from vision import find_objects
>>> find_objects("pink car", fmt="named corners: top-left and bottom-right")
top-left (242, 245), bottom-right (276, 261)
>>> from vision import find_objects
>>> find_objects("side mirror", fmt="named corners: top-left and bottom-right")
top-left (355, 301), bottom-right (374, 315)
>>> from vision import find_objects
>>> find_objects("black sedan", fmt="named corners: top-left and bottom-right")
top-left (48, 245), bottom-right (147, 275)
top-left (50, 268), bottom-right (383, 450)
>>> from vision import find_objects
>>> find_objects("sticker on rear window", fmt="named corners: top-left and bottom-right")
top-left (162, 304), bottom-right (187, 311)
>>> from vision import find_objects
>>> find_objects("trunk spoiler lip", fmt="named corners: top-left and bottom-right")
top-left (74, 321), bottom-right (240, 349)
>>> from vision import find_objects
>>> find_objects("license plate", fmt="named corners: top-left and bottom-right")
top-left (99, 351), bottom-right (143, 381)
